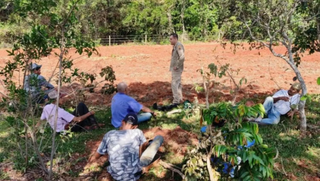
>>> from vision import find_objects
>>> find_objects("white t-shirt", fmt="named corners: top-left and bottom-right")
top-left (273, 90), bottom-right (300, 115)
top-left (41, 103), bottom-right (75, 132)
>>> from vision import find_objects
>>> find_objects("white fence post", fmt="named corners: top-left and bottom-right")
top-left (109, 35), bottom-right (111, 46)
top-left (145, 34), bottom-right (147, 44)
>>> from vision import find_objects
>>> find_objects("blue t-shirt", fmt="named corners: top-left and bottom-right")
top-left (111, 93), bottom-right (143, 128)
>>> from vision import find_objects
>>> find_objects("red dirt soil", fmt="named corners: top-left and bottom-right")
top-left (1, 42), bottom-right (320, 106)
top-left (81, 126), bottom-right (198, 181)
top-left (1, 43), bottom-right (319, 180)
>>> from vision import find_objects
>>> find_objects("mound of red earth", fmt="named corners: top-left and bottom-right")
top-left (80, 126), bottom-right (198, 180)
top-left (143, 126), bottom-right (198, 155)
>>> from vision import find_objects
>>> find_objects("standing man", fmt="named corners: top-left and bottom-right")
top-left (24, 63), bottom-right (54, 103)
top-left (169, 33), bottom-right (185, 105)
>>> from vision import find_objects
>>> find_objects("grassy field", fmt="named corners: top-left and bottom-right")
top-left (0, 95), bottom-right (320, 180)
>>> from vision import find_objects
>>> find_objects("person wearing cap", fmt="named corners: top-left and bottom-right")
top-left (39, 90), bottom-right (98, 133)
top-left (111, 82), bottom-right (155, 128)
top-left (87, 113), bottom-right (151, 181)
top-left (24, 63), bottom-right (54, 103)
top-left (252, 83), bottom-right (301, 124)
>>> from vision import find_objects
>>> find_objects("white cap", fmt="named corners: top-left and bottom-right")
top-left (48, 90), bottom-right (59, 99)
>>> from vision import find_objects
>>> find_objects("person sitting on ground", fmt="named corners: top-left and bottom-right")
top-left (111, 82), bottom-right (155, 128)
top-left (251, 83), bottom-right (301, 124)
top-left (24, 63), bottom-right (54, 103)
top-left (87, 113), bottom-right (162, 181)
top-left (38, 90), bottom-right (98, 133)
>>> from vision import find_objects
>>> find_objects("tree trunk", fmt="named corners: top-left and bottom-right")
top-left (167, 10), bottom-right (174, 33)
top-left (181, 0), bottom-right (186, 41)
top-left (286, 59), bottom-right (307, 132)
top-left (49, 36), bottom-right (65, 179)
top-left (207, 147), bottom-right (215, 181)
top-left (296, 72), bottom-right (307, 132)
top-left (204, 80), bottom-right (209, 109)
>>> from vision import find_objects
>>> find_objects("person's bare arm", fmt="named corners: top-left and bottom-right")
top-left (141, 105), bottom-right (152, 113)
top-left (89, 152), bottom-right (102, 163)
top-left (287, 110), bottom-right (299, 117)
top-left (35, 120), bottom-right (42, 129)
top-left (72, 111), bottom-right (95, 123)
top-left (141, 105), bottom-right (156, 117)
top-left (35, 120), bottom-right (46, 132)
top-left (273, 97), bottom-right (289, 103)
top-left (84, 152), bottom-right (108, 171)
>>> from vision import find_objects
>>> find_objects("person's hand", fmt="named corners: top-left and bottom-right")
top-left (151, 111), bottom-right (157, 118)
top-left (287, 111), bottom-right (294, 117)
top-left (280, 96), bottom-right (289, 101)
top-left (90, 111), bottom-right (95, 115)
top-left (83, 162), bottom-right (100, 172)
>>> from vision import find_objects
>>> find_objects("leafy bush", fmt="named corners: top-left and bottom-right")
top-left (183, 102), bottom-right (277, 181)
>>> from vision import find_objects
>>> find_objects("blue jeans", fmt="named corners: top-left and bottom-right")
top-left (260, 97), bottom-right (281, 124)
top-left (138, 113), bottom-right (152, 123)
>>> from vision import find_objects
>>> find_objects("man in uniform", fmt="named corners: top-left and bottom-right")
top-left (169, 33), bottom-right (185, 105)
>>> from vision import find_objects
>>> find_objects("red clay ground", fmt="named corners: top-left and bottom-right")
top-left (1, 43), bottom-right (320, 180)
top-left (79, 126), bottom-right (198, 181)
top-left (0, 42), bottom-right (320, 106)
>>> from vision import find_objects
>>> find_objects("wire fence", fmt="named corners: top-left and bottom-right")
top-left (99, 34), bottom-right (180, 46)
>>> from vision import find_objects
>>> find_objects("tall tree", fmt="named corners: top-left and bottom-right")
top-left (222, 0), bottom-right (320, 132)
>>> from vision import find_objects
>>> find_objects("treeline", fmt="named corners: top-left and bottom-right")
top-left (0, 0), bottom-right (319, 47)
top-left (0, 0), bottom-right (247, 46)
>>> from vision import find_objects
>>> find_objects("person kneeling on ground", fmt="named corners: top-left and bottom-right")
top-left (38, 90), bottom-right (99, 133)
top-left (111, 82), bottom-right (156, 128)
top-left (87, 113), bottom-right (162, 181)
top-left (251, 83), bottom-right (301, 125)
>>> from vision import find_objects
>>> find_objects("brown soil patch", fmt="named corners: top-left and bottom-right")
top-left (143, 126), bottom-right (198, 156)
top-left (71, 126), bottom-right (198, 180)
top-left (1, 43), bottom-right (320, 107)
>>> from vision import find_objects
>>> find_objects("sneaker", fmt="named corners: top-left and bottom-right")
top-left (152, 103), bottom-right (158, 109)
top-left (255, 116), bottom-right (262, 122)
top-left (244, 117), bottom-right (256, 122)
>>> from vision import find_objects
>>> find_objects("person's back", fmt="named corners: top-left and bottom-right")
top-left (111, 92), bottom-right (142, 128)
top-left (97, 129), bottom-right (146, 181)
top-left (24, 73), bottom-right (41, 96)
top-left (24, 63), bottom-right (54, 103)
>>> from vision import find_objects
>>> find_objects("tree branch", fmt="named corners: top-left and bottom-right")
top-left (159, 160), bottom-right (185, 180)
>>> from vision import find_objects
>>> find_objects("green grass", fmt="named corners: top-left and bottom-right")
top-left (0, 96), bottom-right (320, 180)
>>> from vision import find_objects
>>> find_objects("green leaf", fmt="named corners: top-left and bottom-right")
top-left (317, 77), bottom-right (320, 85)
top-left (300, 95), bottom-right (308, 101)
top-left (253, 154), bottom-right (265, 166)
